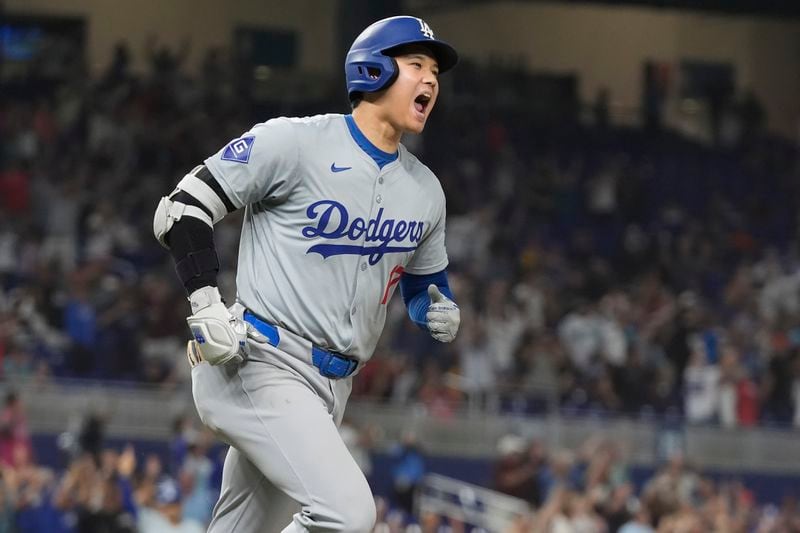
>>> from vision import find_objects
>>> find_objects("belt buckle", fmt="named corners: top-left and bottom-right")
top-left (312, 347), bottom-right (356, 379)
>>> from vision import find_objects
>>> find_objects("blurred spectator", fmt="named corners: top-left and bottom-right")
top-left (388, 431), bottom-right (426, 515)
top-left (178, 433), bottom-right (215, 527)
top-left (53, 450), bottom-right (135, 532)
top-left (761, 338), bottom-right (796, 424)
top-left (137, 476), bottom-right (204, 533)
top-left (78, 412), bottom-right (106, 461)
top-left (600, 483), bottom-right (636, 532)
top-left (0, 159), bottom-right (31, 215)
top-left (133, 453), bottom-right (165, 509)
top-left (415, 362), bottom-right (462, 419)
top-left (683, 346), bottom-right (720, 424)
top-left (558, 299), bottom-right (602, 375)
top-left (492, 435), bottom-right (543, 506)
top-left (455, 313), bottom-right (496, 401)
top-left (618, 505), bottom-right (654, 533)
top-left (539, 449), bottom-right (576, 501)
top-left (0, 473), bottom-right (14, 533)
top-left (169, 414), bottom-right (197, 475)
top-left (0, 392), bottom-right (31, 468)
top-left (717, 344), bottom-right (740, 428)
top-left (63, 274), bottom-right (98, 377)
top-left (641, 453), bottom-right (699, 526)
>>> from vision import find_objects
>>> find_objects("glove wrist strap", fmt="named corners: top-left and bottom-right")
top-left (189, 286), bottom-right (223, 313)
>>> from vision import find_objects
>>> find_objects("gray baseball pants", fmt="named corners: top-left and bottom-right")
top-left (190, 317), bottom-right (375, 532)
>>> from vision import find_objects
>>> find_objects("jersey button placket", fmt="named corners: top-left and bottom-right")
top-left (350, 170), bottom-right (379, 323)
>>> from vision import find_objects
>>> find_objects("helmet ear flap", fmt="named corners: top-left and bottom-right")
top-left (356, 58), bottom-right (399, 99)
top-left (375, 57), bottom-right (400, 92)
top-left (345, 54), bottom-right (397, 99)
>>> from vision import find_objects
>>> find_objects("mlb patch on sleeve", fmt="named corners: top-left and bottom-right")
top-left (221, 135), bottom-right (256, 164)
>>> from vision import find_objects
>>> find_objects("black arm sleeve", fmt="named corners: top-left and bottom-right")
top-left (164, 165), bottom-right (236, 295)
top-left (166, 217), bottom-right (219, 295)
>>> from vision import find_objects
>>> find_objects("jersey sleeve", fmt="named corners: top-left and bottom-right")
top-left (203, 118), bottom-right (299, 209)
top-left (405, 185), bottom-right (448, 275)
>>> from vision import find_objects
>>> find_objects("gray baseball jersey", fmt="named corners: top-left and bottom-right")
top-left (204, 113), bottom-right (448, 361)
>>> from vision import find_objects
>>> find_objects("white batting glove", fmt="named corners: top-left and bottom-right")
top-left (426, 284), bottom-right (460, 343)
top-left (186, 286), bottom-right (265, 366)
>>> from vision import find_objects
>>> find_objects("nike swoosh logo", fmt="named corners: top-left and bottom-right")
top-left (330, 163), bottom-right (352, 173)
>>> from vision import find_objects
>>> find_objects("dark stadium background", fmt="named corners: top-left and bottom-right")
top-left (1, 0), bottom-right (800, 531)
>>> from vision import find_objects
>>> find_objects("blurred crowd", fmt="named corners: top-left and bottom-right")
top-left (0, 390), bottom-right (220, 532)
top-left (362, 428), bottom-right (800, 533)
top-left (3, 37), bottom-right (800, 431)
top-left (357, 88), bottom-right (800, 429)
top-left (495, 434), bottom-right (800, 533)
top-left (0, 390), bottom-right (796, 532)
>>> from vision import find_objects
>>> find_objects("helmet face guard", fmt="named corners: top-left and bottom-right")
top-left (345, 16), bottom-right (458, 101)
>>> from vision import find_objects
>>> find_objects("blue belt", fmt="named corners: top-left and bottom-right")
top-left (242, 311), bottom-right (358, 379)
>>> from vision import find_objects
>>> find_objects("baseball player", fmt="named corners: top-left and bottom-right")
top-left (153, 16), bottom-right (460, 532)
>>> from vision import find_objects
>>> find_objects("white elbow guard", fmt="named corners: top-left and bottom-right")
top-left (153, 193), bottom-right (213, 249)
top-left (153, 167), bottom-right (230, 249)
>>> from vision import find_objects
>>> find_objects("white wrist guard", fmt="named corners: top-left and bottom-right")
top-left (186, 286), bottom-right (246, 366)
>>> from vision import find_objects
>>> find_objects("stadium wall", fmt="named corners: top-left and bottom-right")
top-left (424, 1), bottom-right (800, 138)
top-left (4, 0), bottom-right (338, 75)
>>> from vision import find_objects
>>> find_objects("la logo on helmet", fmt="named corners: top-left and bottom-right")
top-left (418, 18), bottom-right (434, 39)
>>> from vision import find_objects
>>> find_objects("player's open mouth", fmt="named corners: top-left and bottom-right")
top-left (413, 93), bottom-right (431, 117)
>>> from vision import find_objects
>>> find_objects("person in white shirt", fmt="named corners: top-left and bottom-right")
top-left (137, 477), bottom-right (204, 533)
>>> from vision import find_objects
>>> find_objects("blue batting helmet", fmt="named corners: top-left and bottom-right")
top-left (345, 16), bottom-right (458, 101)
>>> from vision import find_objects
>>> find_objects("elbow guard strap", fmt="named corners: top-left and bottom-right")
top-left (175, 248), bottom-right (220, 287)
top-left (153, 165), bottom-right (233, 250)
top-left (176, 167), bottom-right (228, 224)
top-left (153, 195), bottom-right (213, 249)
